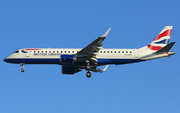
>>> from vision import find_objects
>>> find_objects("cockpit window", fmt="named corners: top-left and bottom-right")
top-left (14, 50), bottom-right (19, 53)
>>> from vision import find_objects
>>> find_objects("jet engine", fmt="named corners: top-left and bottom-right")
top-left (60, 55), bottom-right (74, 64)
top-left (60, 54), bottom-right (86, 64)
top-left (62, 66), bottom-right (81, 74)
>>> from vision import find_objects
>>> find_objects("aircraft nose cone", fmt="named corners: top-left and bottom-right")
top-left (4, 58), bottom-right (8, 62)
top-left (4, 56), bottom-right (10, 63)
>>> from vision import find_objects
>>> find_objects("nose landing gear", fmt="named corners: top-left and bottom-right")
top-left (20, 63), bottom-right (25, 72)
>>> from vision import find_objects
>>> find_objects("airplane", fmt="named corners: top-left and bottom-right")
top-left (4, 26), bottom-right (176, 78)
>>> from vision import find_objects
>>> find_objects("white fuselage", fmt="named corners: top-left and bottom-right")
top-left (5, 48), bottom-right (140, 65)
top-left (4, 48), bottom-right (174, 66)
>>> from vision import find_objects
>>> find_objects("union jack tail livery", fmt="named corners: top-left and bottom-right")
top-left (147, 26), bottom-right (172, 51)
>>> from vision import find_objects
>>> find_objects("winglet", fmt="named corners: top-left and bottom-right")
top-left (96, 65), bottom-right (109, 73)
top-left (103, 65), bottom-right (109, 72)
top-left (100, 28), bottom-right (111, 37)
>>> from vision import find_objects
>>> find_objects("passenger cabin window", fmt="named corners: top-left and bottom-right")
top-left (122, 51), bottom-right (124, 53)
top-left (126, 51), bottom-right (128, 53)
top-left (130, 51), bottom-right (132, 53)
top-left (114, 51), bottom-right (116, 53)
top-left (118, 51), bottom-right (120, 53)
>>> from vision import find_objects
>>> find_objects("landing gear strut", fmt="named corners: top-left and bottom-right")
top-left (86, 61), bottom-right (91, 78)
top-left (20, 63), bottom-right (25, 72)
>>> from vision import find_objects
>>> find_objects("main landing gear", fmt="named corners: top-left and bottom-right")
top-left (20, 63), bottom-right (25, 72)
top-left (86, 61), bottom-right (92, 78)
top-left (86, 71), bottom-right (91, 78)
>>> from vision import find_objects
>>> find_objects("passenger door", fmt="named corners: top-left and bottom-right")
top-left (25, 52), bottom-right (30, 57)
top-left (134, 49), bottom-right (139, 58)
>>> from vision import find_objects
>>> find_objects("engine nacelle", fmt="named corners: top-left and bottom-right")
top-left (60, 54), bottom-right (86, 64)
top-left (60, 55), bottom-right (74, 64)
top-left (62, 66), bottom-right (81, 74)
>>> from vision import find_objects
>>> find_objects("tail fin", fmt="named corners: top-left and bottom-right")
top-left (147, 26), bottom-right (173, 51)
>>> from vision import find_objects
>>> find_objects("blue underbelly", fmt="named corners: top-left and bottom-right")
top-left (97, 58), bottom-right (144, 65)
top-left (4, 58), bottom-right (144, 65)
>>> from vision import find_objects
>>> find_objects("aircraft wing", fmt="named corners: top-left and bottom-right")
top-left (76, 28), bottom-right (111, 58)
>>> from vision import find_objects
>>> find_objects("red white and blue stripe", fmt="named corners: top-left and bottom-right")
top-left (147, 26), bottom-right (172, 51)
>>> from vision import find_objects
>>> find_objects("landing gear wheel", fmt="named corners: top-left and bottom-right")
top-left (86, 72), bottom-right (91, 78)
top-left (21, 69), bottom-right (24, 72)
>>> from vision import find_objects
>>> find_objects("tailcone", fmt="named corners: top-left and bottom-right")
top-left (168, 51), bottom-right (176, 56)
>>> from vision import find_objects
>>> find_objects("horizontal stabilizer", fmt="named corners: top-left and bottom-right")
top-left (154, 42), bottom-right (176, 54)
